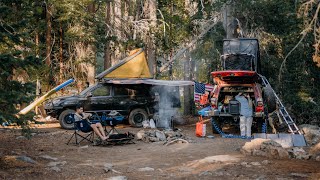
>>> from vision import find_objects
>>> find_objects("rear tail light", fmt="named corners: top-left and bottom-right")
top-left (255, 106), bottom-right (264, 112)
top-left (255, 98), bottom-right (264, 112)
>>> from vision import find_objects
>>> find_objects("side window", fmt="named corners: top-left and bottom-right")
top-left (114, 86), bottom-right (129, 96)
top-left (128, 85), bottom-right (148, 96)
top-left (92, 86), bottom-right (110, 96)
top-left (224, 55), bottom-right (252, 71)
top-left (128, 89), bottom-right (136, 96)
top-left (132, 86), bottom-right (147, 96)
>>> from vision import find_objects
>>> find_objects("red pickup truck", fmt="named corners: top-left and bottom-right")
top-left (207, 38), bottom-right (276, 132)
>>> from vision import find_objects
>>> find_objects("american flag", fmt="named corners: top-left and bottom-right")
top-left (194, 81), bottom-right (214, 102)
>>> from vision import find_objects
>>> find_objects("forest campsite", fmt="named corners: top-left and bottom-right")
top-left (1, 0), bottom-right (320, 179)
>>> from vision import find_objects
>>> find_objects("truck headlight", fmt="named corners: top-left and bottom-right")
top-left (62, 101), bottom-right (76, 105)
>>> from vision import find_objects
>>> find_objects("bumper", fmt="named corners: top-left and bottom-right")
top-left (254, 112), bottom-right (264, 118)
top-left (44, 104), bottom-right (63, 118)
top-left (207, 110), bottom-right (265, 118)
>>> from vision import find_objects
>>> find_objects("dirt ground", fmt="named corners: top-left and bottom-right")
top-left (0, 119), bottom-right (319, 180)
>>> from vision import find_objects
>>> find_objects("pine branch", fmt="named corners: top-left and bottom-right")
top-left (159, 17), bottom-right (220, 73)
top-left (278, 1), bottom-right (320, 82)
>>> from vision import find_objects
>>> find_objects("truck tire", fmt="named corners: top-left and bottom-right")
top-left (252, 118), bottom-right (264, 133)
top-left (263, 86), bottom-right (277, 113)
top-left (59, 109), bottom-right (76, 129)
top-left (128, 108), bottom-right (148, 127)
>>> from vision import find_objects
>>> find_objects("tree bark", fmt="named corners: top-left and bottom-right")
top-left (222, 3), bottom-right (235, 38)
top-left (133, 0), bottom-right (141, 40)
top-left (45, 4), bottom-right (52, 66)
top-left (144, 0), bottom-right (157, 77)
top-left (35, 30), bottom-right (39, 58)
top-left (87, 3), bottom-right (96, 85)
top-left (183, 50), bottom-right (192, 115)
top-left (112, 0), bottom-right (122, 65)
top-left (104, 2), bottom-right (111, 70)
top-left (59, 22), bottom-right (64, 84)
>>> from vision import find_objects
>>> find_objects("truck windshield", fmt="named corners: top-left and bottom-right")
top-left (222, 54), bottom-right (255, 71)
top-left (79, 85), bottom-right (98, 96)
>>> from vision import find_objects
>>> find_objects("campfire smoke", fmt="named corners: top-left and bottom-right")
top-left (152, 86), bottom-right (181, 129)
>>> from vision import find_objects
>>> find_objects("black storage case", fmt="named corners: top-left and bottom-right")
top-left (228, 100), bottom-right (240, 115)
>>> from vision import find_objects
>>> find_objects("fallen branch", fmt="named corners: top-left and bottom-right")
top-left (111, 169), bottom-right (121, 174)
top-left (164, 138), bottom-right (189, 146)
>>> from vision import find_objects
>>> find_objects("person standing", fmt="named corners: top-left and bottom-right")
top-left (235, 92), bottom-right (253, 137)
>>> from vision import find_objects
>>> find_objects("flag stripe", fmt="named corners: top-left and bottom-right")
top-left (194, 82), bottom-right (214, 102)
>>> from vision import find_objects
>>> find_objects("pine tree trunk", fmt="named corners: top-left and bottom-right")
top-left (45, 4), bottom-right (52, 66)
top-left (87, 62), bottom-right (95, 85)
top-left (87, 3), bottom-right (96, 85)
top-left (112, 0), bottom-right (122, 64)
top-left (59, 22), bottom-right (64, 84)
top-left (222, 3), bottom-right (234, 38)
top-left (133, 0), bottom-right (140, 40)
top-left (123, 1), bottom-right (129, 21)
top-left (104, 2), bottom-right (111, 70)
top-left (145, 0), bottom-right (157, 77)
top-left (184, 50), bottom-right (192, 115)
top-left (35, 30), bottom-right (39, 58)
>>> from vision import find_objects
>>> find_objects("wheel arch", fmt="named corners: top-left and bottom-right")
top-left (128, 105), bottom-right (152, 117)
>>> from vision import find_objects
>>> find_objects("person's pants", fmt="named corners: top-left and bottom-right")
top-left (240, 116), bottom-right (253, 137)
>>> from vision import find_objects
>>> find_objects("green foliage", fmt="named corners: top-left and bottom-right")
top-left (0, 0), bottom-right (319, 126)
top-left (234, 0), bottom-right (299, 35)
top-left (0, 0), bottom-right (42, 125)
top-left (231, 0), bottom-right (320, 125)
top-left (0, 55), bottom-right (39, 125)
top-left (156, 0), bottom-right (192, 54)
top-left (191, 22), bottom-right (225, 83)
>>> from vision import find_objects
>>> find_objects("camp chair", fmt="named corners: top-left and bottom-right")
top-left (66, 114), bottom-right (95, 145)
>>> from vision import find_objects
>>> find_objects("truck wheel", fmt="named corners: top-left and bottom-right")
top-left (59, 109), bottom-right (76, 129)
top-left (128, 108), bottom-right (148, 127)
top-left (263, 86), bottom-right (277, 112)
top-left (252, 118), bottom-right (264, 133)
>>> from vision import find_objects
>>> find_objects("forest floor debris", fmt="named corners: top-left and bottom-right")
top-left (0, 120), bottom-right (319, 179)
